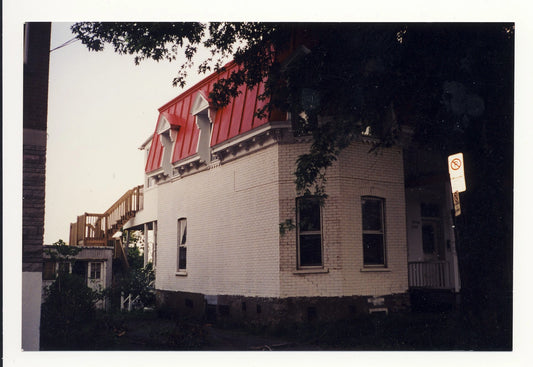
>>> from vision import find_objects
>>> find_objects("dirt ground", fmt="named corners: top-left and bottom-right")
top-left (110, 316), bottom-right (323, 351)
top-left (40, 309), bottom-right (510, 351)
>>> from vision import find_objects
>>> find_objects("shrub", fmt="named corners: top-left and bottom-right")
top-left (40, 272), bottom-right (102, 349)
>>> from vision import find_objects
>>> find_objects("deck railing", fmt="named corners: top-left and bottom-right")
top-left (408, 261), bottom-right (453, 289)
top-left (69, 185), bottom-right (143, 247)
top-left (104, 185), bottom-right (143, 233)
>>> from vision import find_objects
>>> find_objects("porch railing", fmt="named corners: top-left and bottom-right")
top-left (408, 261), bottom-right (452, 289)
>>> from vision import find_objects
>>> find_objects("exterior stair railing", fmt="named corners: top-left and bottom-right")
top-left (69, 185), bottom-right (143, 267)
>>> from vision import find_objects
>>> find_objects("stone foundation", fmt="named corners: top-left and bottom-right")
top-left (156, 290), bottom-right (410, 327)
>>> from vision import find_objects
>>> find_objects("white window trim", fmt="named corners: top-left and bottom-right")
top-left (296, 197), bottom-right (324, 269)
top-left (88, 261), bottom-right (104, 281)
top-left (361, 196), bottom-right (387, 268)
top-left (177, 218), bottom-right (188, 273)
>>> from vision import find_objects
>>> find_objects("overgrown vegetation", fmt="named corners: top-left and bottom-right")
top-left (105, 242), bottom-right (156, 311)
top-left (40, 239), bottom-right (156, 350)
top-left (40, 240), bottom-right (102, 350)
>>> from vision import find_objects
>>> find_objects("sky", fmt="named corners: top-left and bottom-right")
top-left (44, 23), bottom-right (211, 244)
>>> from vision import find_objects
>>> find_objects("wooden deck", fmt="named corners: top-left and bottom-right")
top-left (69, 185), bottom-right (143, 266)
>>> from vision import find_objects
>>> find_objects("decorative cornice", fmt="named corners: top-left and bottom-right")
top-left (149, 120), bottom-right (294, 184)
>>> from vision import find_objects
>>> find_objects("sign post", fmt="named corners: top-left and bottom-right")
top-left (448, 153), bottom-right (466, 216)
top-left (452, 191), bottom-right (461, 216)
top-left (448, 153), bottom-right (465, 300)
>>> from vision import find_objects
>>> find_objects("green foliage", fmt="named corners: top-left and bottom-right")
top-left (40, 272), bottom-right (102, 349)
top-left (126, 245), bottom-right (145, 270)
top-left (279, 219), bottom-right (295, 236)
top-left (70, 22), bottom-right (513, 194)
top-left (41, 239), bottom-right (104, 349)
top-left (45, 239), bottom-right (82, 263)
top-left (105, 263), bottom-right (156, 311)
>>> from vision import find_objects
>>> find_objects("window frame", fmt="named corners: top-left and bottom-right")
top-left (177, 217), bottom-right (188, 273)
top-left (361, 196), bottom-right (387, 267)
top-left (296, 196), bottom-right (324, 269)
top-left (89, 262), bottom-right (102, 280)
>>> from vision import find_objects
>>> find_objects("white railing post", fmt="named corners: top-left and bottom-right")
top-left (120, 292), bottom-right (139, 312)
top-left (408, 261), bottom-right (453, 289)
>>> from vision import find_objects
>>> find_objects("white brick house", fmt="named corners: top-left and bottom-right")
top-left (124, 61), bottom-right (460, 324)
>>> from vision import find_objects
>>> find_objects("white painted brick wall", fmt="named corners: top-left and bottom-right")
top-left (153, 137), bottom-right (408, 300)
top-left (278, 141), bottom-right (408, 297)
top-left (155, 144), bottom-right (281, 297)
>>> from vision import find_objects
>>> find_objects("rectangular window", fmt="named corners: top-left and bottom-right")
top-left (362, 196), bottom-right (386, 266)
top-left (297, 197), bottom-right (323, 268)
top-left (89, 262), bottom-right (102, 280)
top-left (177, 218), bottom-right (187, 271)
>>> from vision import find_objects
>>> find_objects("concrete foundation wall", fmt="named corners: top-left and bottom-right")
top-left (156, 289), bottom-right (410, 327)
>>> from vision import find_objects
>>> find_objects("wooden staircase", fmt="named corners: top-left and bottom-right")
top-left (69, 185), bottom-right (143, 267)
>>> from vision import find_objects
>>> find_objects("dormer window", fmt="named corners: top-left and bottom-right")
top-left (191, 91), bottom-right (215, 163)
top-left (157, 115), bottom-right (179, 176)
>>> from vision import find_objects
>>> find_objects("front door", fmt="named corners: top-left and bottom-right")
top-left (421, 219), bottom-right (445, 261)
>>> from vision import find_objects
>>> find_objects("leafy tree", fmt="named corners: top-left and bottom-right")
top-left (71, 22), bottom-right (512, 188)
top-left (71, 22), bottom-right (514, 347)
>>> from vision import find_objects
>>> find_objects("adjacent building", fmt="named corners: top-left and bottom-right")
top-left (42, 245), bottom-right (114, 309)
top-left (23, 22), bottom-right (51, 350)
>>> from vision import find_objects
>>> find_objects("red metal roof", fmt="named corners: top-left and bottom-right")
top-left (145, 62), bottom-right (281, 173)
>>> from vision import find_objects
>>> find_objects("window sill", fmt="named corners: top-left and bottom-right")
top-left (175, 271), bottom-right (188, 276)
top-left (293, 268), bottom-right (329, 275)
top-left (360, 267), bottom-right (390, 272)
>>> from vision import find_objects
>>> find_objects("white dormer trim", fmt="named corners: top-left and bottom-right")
top-left (191, 91), bottom-right (210, 116)
top-left (157, 115), bottom-right (179, 176)
top-left (191, 91), bottom-right (216, 163)
top-left (157, 115), bottom-right (171, 134)
top-left (157, 115), bottom-right (178, 142)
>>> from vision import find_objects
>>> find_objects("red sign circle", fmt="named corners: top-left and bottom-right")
top-left (451, 158), bottom-right (462, 170)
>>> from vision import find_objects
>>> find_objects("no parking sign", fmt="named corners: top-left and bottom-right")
top-left (448, 153), bottom-right (466, 193)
